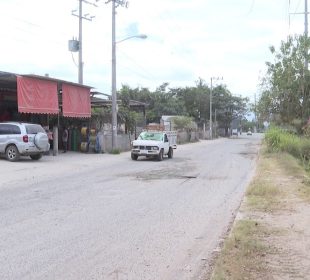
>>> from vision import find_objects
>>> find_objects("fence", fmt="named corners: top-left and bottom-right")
top-left (96, 130), bottom-right (200, 153)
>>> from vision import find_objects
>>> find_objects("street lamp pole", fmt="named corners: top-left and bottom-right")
top-left (111, 0), bottom-right (117, 150)
top-left (109, 0), bottom-right (146, 151)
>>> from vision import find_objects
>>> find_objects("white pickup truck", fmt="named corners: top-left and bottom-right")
top-left (131, 130), bottom-right (177, 161)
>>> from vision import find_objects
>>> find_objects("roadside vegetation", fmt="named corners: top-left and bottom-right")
top-left (91, 80), bottom-right (250, 136)
top-left (208, 29), bottom-right (310, 280)
top-left (210, 128), bottom-right (310, 279)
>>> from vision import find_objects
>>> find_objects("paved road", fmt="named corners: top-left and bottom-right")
top-left (0, 134), bottom-right (262, 280)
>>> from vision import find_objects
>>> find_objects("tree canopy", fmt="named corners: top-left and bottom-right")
top-left (258, 34), bottom-right (310, 130)
top-left (117, 78), bottom-right (249, 132)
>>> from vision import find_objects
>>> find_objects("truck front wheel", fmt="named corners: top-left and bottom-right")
top-left (131, 153), bottom-right (138, 160)
top-left (157, 149), bottom-right (164, 161)
top-left (168, 147), bottom-right (173, 158)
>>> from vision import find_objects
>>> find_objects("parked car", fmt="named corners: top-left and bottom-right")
top-left (247, 130), bottom-right (252, 135)
top-left (0, 122), bottom-right (50, 162)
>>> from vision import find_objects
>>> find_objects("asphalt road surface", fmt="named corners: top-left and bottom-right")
top-left (0, 133), bottom-right (262, 280)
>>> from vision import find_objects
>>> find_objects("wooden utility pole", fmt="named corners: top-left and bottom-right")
top-left (305, 0), bottom-right (308, 70)
top-left (71, 0), bottom-right (95, 84)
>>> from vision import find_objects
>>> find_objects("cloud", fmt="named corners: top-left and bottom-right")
top-left (0, 0), bottom-right (305, 98)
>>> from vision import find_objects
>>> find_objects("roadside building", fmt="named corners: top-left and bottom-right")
top-left (0, 71), bottom-right (149, 154)
top-left (0, 71), bottom-right (91, 154)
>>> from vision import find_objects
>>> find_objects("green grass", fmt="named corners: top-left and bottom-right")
top-left (211, 133), bottom-right (310, 280)
top-left (264, 127), bottom-right (310, 201)
top-left (246, 181), bottom-right (282, 211)
top-left (211, 220), bottom-right (269, 280)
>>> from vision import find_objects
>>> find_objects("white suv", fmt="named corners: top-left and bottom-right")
top-left (0, 122), bottom-right (50, 162)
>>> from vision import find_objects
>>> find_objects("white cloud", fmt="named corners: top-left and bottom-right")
top-left (0, 0), bottom-right (306, 97)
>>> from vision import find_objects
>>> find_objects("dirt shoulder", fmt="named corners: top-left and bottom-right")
top-left (210, 149), bottom-right (310, 279)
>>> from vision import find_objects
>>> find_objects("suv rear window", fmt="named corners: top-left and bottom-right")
top-left (0, 124), bottom-right (21, 135)
top-left (25, 124), bottom-right (45, 134)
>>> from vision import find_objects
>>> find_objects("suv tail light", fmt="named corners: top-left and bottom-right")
top-left (23, 135), bottom-right (29, 143)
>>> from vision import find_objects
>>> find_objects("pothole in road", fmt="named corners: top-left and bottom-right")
top-left (119, 164), bottom-right (199, 181)
top-left (135, 169), bottom-right (199, 181)
top-left (238, 151), bottom-right (258, 159)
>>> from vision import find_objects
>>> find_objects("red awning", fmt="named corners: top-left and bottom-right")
top-left (17, 76), bottom-right (59, 114)
top-left (62, 83), bottom-right (91, 118)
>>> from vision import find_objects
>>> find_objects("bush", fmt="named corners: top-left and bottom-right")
top-left (265, 126), bottom-right (306, 160)
top-left (265, 127), bottom-right (282, 152)
top-left (300, 140), bottom-right (310, 161)
top-left (279, 133), bottom-right (300, 158)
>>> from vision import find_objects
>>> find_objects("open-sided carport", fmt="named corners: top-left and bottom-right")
top-left (0, 71), bottom-right (92, 155)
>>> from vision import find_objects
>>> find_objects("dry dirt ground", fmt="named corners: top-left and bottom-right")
top-left (210, 152), bottom-right (310, 280)
top-left (241, 154), bottom-right (310, 279)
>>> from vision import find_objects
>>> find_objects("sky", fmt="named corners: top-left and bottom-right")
top-left (0, 0), bottom-right (307, 103)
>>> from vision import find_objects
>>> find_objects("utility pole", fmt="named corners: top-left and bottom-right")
top-left (210, 78), bottom-right (213, 139)
top-left (289, 0), bottom-right (309, 69)
top-left (305, 0), bottom-right (308, 70)
top-left (78, 0), bottom-right (83, 84)
top-left (254, 92), bottom-right (257, 132)
top-left (71, 0), bottom-right (95, 84)
top-left (210, 77), bottom-right (223, 139)
top-left (105, 0), bottom-right (129, 150)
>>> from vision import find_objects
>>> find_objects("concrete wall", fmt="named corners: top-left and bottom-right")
top-left (97, 130), bottom-right (200, 153)
top-left (177, 131), bottom-right (199, 144)
top-left (96, 132), bottom-right (133, 153)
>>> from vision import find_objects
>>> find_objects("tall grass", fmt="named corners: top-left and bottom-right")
top-left (265, 126), bottom-right (310, 169)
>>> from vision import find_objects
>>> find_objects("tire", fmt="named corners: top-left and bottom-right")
top-left (30, 154), bottom-right (43, 160)
top-left (34, 132), bottom-right (49, 150)
top-left (157, 149), bottom-right (164, 161)
top-left (131, 153), bottom-right (138, 160)
top-left (168, 147), bottom-right (173, 159)
top-left (5, 145), bottom-right (20, 162)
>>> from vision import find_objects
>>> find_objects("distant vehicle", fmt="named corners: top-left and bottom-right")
top-left (247, 130), bottom-right (252, 135)
top-left (232, 128), bottom-right (238, 136)
top-left (131, 129), bottom-right (177, 161)
top-left (0, 122), bottom-right (50, 162)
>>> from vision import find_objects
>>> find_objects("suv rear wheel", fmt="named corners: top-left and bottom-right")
top-left (6, 145), bottom-right (20, 162)
top-left (30, 154), bottom-right (43, 160)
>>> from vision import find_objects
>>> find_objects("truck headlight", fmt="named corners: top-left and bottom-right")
top-left (151, 146), bottom-right (159, 150)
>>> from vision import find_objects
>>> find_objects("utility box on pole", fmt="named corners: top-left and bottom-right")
top-left (68, 39), bottom-right (79, 52)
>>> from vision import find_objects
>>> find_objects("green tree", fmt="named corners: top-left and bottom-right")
top-left (211, 85), bottom-right (248, 135)
top-left (259, 34), bottom-right (310, 128)
top-left (172, 78), bottom-right (209, 126)
top-left (117, 80), bottom-right (249, 134)
top-left (172, 116), bottom-right (196, 131)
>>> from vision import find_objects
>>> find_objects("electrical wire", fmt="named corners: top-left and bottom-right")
top-left (71, 52), bottom-right (79, 68)
top-left (288, 0), bottom-right (303, 34)
top-left (117, 49), bottom-right (161, 82)
top-left (244, 0), bottom-right (255, 16)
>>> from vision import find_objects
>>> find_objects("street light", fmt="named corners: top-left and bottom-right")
top-left (210, 77), bottom-right (223, 139)
top-left (116, 34), bottom-right (147, 44)
top-left (111, 34), bottom-right (147, 150)
top-left (110, 0), bottom-right (147, 151)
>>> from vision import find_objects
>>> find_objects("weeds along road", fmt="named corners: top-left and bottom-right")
top-left (0, 134), bottom-right (263, 280)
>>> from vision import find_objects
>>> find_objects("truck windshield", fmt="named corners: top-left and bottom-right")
top-left (138, 132), bottom-right (163, 141)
